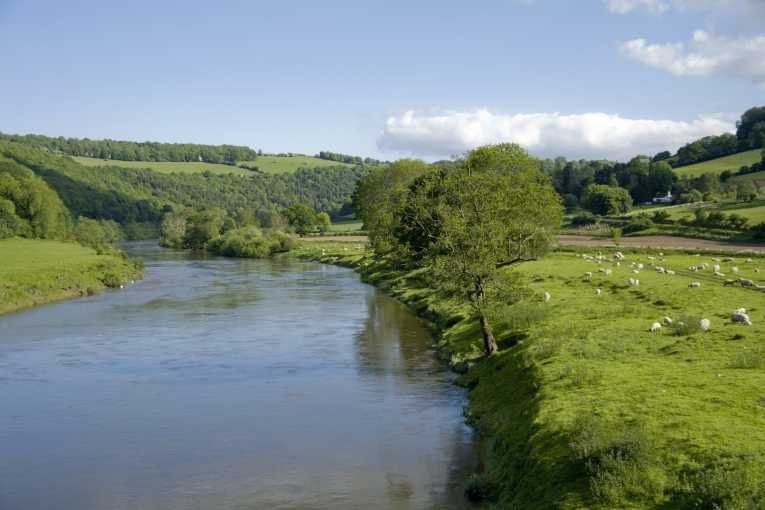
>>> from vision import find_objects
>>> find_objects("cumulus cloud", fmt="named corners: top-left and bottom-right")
top-left (377, 110), bottom-right (733, 160)
top-left (620, 30), bottom-right (765, 85)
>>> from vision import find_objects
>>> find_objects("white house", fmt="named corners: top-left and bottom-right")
top-left (652, 191), bottom-right (673, 204)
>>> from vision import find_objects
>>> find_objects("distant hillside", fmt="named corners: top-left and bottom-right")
top-left (73, 157), bottom-right (253, 176)
top-left (0, 142), bottom-right (366, 229)
top-left (0, 132), bottom-right (258, 164)
top-left (673, 149), bottom-right (762, 177)
top-left (239, 155), bottom-right (354, 174)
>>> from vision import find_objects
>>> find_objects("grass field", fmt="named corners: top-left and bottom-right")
top-left (329, 219), bottom-right (363, 232)
top-left (297, 241), bottom-right (765, 508)
top-left (73, 154), bottom-right (354, 175)
top-left (239, 155), bottom-right (354, 174)
top-left (72, 156), bottom-right (254, 175)
top-left (0, 238), bottom-right (141, 314)
top-left (674, 149), bottom-right (762, 177)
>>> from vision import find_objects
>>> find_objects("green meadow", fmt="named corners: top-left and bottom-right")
top-left (0, 238), bottom-right (142, 314)
top-left (72, 156), bottom-right (253, 175)
top-left (673, 149), bottom-right (762, 177)
top-left (297, 240), bottom-right (765, 508)
top-left (239, 155), bottom-right (354, 174)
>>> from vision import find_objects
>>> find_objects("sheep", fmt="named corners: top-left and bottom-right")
top-left (731, 310), bottom-right (752, 326)
top-left (699, 318), bottom-right (711, 331)
top-left (755, 268), bottom-right (761, 273)
top-left (731, 266), bottom-right (739, 273)
top-left (666, 270), bottom-right (676, 275)
top-left (739, 278), bottom-right (755, 287)
top-left (655, 266), bottom-right (666, 274)
top-left (723, 257), bottom-right (734, 262)
top-left (714, 271), bottom-right (726, 277)
top-left (543, 291), bottom-right (551, 303)
top-left (584, 271), bottom-right (593, 280)
top-left (688, 265), bottom-right (699, 272)
top-left (632, 269), bottom-right (641, 274)
top-left (628, 278), bottom-right (639, 286)
top-left (700, 263), bottom-right (709, 270)
top-left (746, 258), bottom-right (753, 263)
top-left (650, 322), bottom-right (662, 332)
top-left (615, 262), bottom-right (621, 267)
top-left (614, 251), bottom-right (624, 260)
top-left (689, 282), bottom-right (701, 288)
top-left (713, 264), bottom-right (721, 272)
top-left (663, 316), bottom-right (673, 325)
top-left (724, 279), bottom-right (737, 286)
top-left (637, 263), bottom-right (644, 270)
top-left (595, 288), bottom-right (602, 296)
top-left (735, 307), bottom-right (746, 314)
top-left (647, 256), bottom-right (656, 261)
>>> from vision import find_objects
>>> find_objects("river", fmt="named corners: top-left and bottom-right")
top-left (0, 242), bottom-right (477, 510)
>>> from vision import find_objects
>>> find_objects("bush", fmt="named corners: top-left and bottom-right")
top-left (651, 210), bottom-right (672, 224)
top-left (678, 190), bottom-right (704, 204)
top-left (623, 215), bottom-right (654, 234)
top-left (571, 211), bottom-right (597, 226)
top-left (207, 226), bottom-right (296, 258)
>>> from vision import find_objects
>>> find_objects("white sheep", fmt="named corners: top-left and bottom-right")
top-left (699, 318), bottom-right (711, 331)
top-left (650, 322), bottom-right (662, 332)
top-left (543, 291), bottom-right (551, 303)
top-left (628, 278), bottom-right (640, 286)
top-left (731, 266), bottom-right (739, 273)
top-left (689, 282), bottom-right (701, 288)
top-left (632, 269), bottom-right (640, 275)
top-left (663, 316), bottom-right (673, 325)
top-left (614, 251), bottom-right (625, 260)
top-left (714, 271), bottom-right (726, 277)
top-left (731, 310), bottom-right (752, 326)
top-left (746, 258), bottom-right (753, 263)
top-left (666, 270), bottom-right (675, 275)
top-left (713, 264), bottom-right (721, 272)
top-left (595, 288), bottom-right (602, 296)
top-left (584, 271), bottom-right (593, 279)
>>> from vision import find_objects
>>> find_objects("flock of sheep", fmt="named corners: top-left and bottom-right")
top-left (549, 250), bottom-right (764, 333)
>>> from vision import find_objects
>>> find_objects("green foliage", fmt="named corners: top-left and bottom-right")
top-left (208, 226), bottom-right (296, 258)
top-left (315, 211), bottom-right (331, 233)
top-left (623, 214), bottom-right (654, 233)
top-left (282, 204), bottom-right (318, 235)
top-left (674, 149), bottom-right (762, 177)
top-left (0, 132), bottom-right (258, 164)
top-left (0, 141), bottom-right (365, 229)
top-left (0, 155), bottom-right (71, 239)
top-left (582, 184), bottom-right (633, 215)
top-left (73, 217), bottom-right (123, 249)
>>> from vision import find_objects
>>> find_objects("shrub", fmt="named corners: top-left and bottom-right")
top-left (651, 210), bottom-right (672, 224)
top-left (571, 211), bottom-right (597, 226)
top-left (623, 215), bottom-right (654, 234)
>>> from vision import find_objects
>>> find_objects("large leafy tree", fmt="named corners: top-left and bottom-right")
top-left (430, 144), bottom-right (562, 356)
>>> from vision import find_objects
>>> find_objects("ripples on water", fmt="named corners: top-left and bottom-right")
top-left (0, 242), bottom-right (477, 509)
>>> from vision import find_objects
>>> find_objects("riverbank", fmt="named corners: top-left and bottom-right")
top-left (0, 238), bottom-right (142, 315)
top-left (295, 241), bottom-right (765, 509)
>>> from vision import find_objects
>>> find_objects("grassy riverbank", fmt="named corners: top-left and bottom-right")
top-left (295, 241), bottom-right (765, 509)
top-left (0, 238), bottom-right (142, 315)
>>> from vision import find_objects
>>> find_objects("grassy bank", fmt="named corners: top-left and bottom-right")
top-left (295, 241), bottom-right (765, 509)
top-left (0, 238), bottom-right (142, 315)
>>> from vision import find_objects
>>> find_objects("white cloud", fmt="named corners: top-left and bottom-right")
top-left (603, 0), bottom-right (759, 14)
top-left (377, 109), bottom-right (733, 160)
top-left (620, 30), bottom-right (765, 85)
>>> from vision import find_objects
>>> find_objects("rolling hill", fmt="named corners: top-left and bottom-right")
top-left (673, 149), bottom-right (762, 177)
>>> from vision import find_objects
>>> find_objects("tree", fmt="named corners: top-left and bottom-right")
top-left (582, 184), bottom-right (633, 215)
top-left (183, 208), bottom-right (225, 249)
top-left (736, 106), bottom-right (765, 147)
top-left (316, 211), bottom-right (331, 233)
top-left (282, 204), bottom-right (317, 235)
top-left (429, 144), bottom-right (562, 356)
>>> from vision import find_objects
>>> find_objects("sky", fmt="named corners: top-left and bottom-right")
top-left (0, 0), bottom-right (763, 162)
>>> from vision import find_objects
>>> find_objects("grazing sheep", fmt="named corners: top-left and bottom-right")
top-left (647, 256), bottom-right (656, 261)
top-left (731, 266), bottom-right (739, 273)
top-left (614, 251), bottom-right (624, 260)
top-left (543, 291), bottom-right (551, 303)
top-left (699, 318), bottom-right (711, 331)
top-left (637, 263), bottom-right (644, 270)
top-left (689, 282), bottom-right (701, 288)
top-left (666, 270), bottom-right (675, 275)
top-left (628, 278), bottom-right (640, 286)
top-left (632, 269), bottom-right (641, 274)
top-left (650, 322), bottom-right (662, 332)
top-left (655, 266), bottom-right (666, 273)
top-left (712, 257), bottom-right (721, 262)
top-left (584, 271), bottom-right (593, 279)
top-left (700, 263), bottom-right (709, 270)
top-left (714, 271), bottom-right (726, 277)
top-left (663, 316), bottom-right (673, 325)
top-left (688, 265), bottom-right (699, 272)
top-left (713, 264), bottom-right (721, 272)
top-left (739, 279), bottom-right (755, 287)
top-left (735, 308), bottom-right (747, 314)
top-left (724, 279), bottom-right (737, 286)
top-left (616, 262), bottom-right (621, 267)
top-left (731, 310), bottom-right (752, 326)
top-left (746, 258), bottom-right (753, 263)
top-left (595, 288), bottom-right (602, 296)
top-left (755, 268), bottom-right (761, 273)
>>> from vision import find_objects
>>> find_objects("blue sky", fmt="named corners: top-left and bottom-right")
top-left (0, 0), bottom-right (762, 161)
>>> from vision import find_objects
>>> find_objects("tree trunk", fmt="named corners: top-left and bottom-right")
top-left (479, 311), bottom-right (497, 356)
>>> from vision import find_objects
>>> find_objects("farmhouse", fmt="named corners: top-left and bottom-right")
top-left (652, 190), bottom-right (673, 204)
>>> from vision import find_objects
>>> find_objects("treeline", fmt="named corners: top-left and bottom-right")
top-left (0, 133), bottom-right (259, 165)
top-left (317, 151), bottom-right (384, 166)
top-left (0, 141), bottom-right (365, 237)
top-left (354, 144), bottom-right (562, 356)
top-left (665, 106), bottom-right (765, 167)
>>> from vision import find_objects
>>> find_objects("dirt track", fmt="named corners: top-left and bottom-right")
top-left (303, 234), bottom-right (765, 253)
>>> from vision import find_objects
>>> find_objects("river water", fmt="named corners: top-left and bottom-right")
top-left (0, 242), bottom-right (476, 510)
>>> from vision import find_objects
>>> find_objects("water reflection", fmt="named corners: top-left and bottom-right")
top-left (0, 242), bottom-right (476, 509)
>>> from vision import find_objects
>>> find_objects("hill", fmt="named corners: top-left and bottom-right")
top-left (74, 154), bottom-right (355, 175)
top-left (673, 149), bottom-right (762, 177)
top-left (0, 141), bottom-right (366, 232)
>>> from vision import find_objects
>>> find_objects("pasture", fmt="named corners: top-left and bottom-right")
top-left (673, 149), bottom-right (762, 177)
top-left (238, 155), bottom-right (354, 174)
top-left (73, 156), bottom-right (252, 175)
top-left (298, 240), bottom-right (765, 507)
top-left (0, 238), bottom-right (140, 314)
